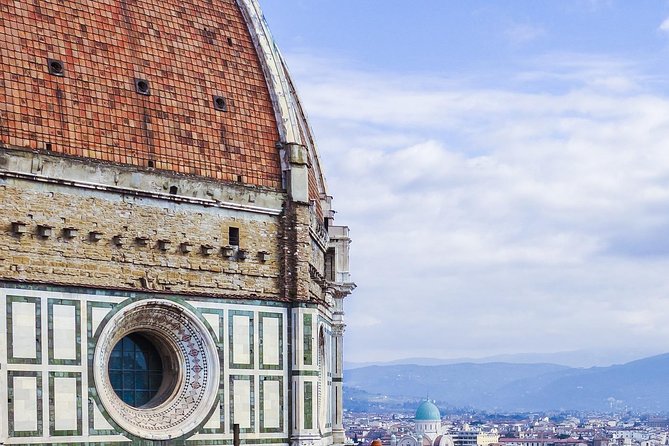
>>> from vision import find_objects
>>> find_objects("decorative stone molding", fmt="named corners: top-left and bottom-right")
top-left (112, 235), bottom-right (127, 247)
top-left (37, 224), bottom-right (53, 238)
top-left (222, 245), bottom-right (236, 257)
top-left (259, 250), bottom-right (270, 262)
top-left (63, 227), bottom-right (78, 239)
top-left (11, 221), bottom-right (27, 235)
top-left (158, 239), bottom-right (172, 251)
top-left (93, 299), bottom-right (220, 440)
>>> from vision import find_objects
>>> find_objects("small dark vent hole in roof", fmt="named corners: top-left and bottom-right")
top-left (45, 142), bottom-right (53, 151)
top-left (147, 160), bottom-right (155, 168)
top-left (227, 37), bottom-right (233, 46)
top-left (169, 186), bottom-right (178, 195)
top-left (135, 78), bottom-right (150, 95)
top-left (237, 175), bottom-right (243, 183)
top-left (47, 59), bottom-right (64, 76)
top-left (213, 95), bottom-right (227, 111)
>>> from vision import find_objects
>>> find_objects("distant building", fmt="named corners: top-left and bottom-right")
top-left (450, 425), bottom-right (499, 446)
top-left (416, 401), bottom-right (443, 438)
top-left (392, 401), bottom-right (499, 446)
top-left (394, 401), bottom-right (445, 446)
top-left (498, 438), bottom-right (588, 446)
top-left (645, 419), bottom-right (669, 429)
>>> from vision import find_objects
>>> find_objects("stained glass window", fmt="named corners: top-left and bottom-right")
top-left (108, 333), bottom-right (164, 408)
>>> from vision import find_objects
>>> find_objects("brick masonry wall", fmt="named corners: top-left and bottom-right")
top-left (0, 179), bottom-right (282, 299)
top-left (279, 202), bottom-right (314, 302)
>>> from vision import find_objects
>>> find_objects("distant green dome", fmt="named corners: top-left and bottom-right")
top-left (415, 400), bottom-right (441, 421)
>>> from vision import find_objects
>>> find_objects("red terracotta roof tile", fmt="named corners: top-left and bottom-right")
top-left (0, 0), bottom-right (282, 188)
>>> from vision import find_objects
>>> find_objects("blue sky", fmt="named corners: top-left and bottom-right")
top-left (260, 0), bottom-right (669, 366)
top-left (262, 0), bottom-right (669, 88)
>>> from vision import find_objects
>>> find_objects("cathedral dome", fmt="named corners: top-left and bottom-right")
top-left (0, 0), bottom-right (327, 197)
top-left (415, 400), bottom-right (441, 421)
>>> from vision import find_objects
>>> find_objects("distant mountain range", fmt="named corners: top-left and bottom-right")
top-left (343, 353), bottom-right (669, 412)
top-left (344, 348), bottom-right (662, 370)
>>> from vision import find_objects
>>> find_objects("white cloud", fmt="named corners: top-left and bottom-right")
top-left (659, 17), bottom-right (669, 33)
top-left (286, 53), bottom-right (669, 363)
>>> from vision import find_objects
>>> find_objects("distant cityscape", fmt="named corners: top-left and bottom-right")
top-left (344, 401), bottom-right (669, 446)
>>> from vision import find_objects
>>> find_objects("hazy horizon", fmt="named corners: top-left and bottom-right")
top-left (344, 347), bottom-right (669, 370)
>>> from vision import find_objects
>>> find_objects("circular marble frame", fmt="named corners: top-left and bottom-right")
top-left (93, 299), bottom-right (220, 440)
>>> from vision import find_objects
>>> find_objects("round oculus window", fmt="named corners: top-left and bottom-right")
top-left (108, 333), bottom-right (166, 408)
top-left (93, 299), bottom-right (220, 440)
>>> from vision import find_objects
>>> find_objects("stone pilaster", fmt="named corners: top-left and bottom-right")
top-left (280, 142), bottom-right (312, 302)
top-left (326, 224), bottom-right (356, 446)
top-left (331, 318), bottom-right (346, 446)
top-left (290, 306), bottom-right (321, 446)
top-left (283, 141), bottom-right (322, 446)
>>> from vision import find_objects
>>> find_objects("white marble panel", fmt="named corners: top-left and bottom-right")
top-left (204, 313), bottom-right (220, 341)
top-left (52, 304), bottom-right (76, 360)
top-left (204, 398), bottom-right (221, 429)
top-left (233, 315), bottom-right (250, 364)
top-left (54, 377), bottom-right (78, 431)
top-left (12, 301), bottom-right (37, 359)
top-left (263, 380), bottom-right (280, 429)
top-left (93, 402), bottom-right (114, 430)
top-left (91, 307), bottom-right (112, 335)
top-left (262, 317), bottom-right (280, 366)
top-left (13, 376), bottom-right (38, 432)
top-left (233, 379), bottom-right (251, 428)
